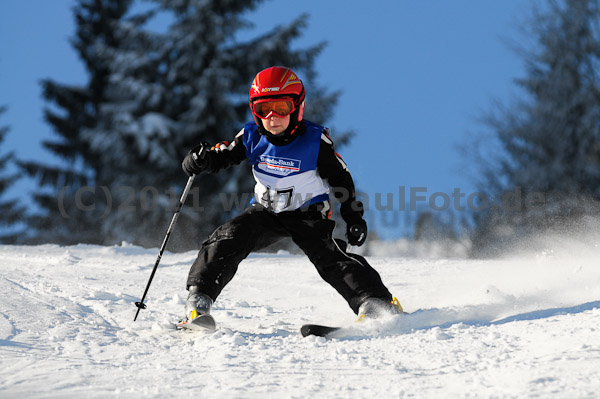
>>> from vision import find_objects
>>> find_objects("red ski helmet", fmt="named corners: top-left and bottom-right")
top-left (249, 66), bottom-right (305, 105)
top-left (249, 67), bottom-right (306, 139)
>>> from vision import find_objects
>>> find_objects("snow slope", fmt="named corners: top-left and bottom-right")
top-left (1, 240), bottom-right (599, 398)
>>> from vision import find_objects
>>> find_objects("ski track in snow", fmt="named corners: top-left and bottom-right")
top-left (0, 243), bottom-right (599, 398)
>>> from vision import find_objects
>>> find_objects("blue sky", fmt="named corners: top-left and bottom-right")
top-left (0, 0), bottom-right (531, 238)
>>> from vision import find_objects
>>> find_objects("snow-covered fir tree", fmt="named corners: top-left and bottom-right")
top-left (0, 106), bottom-right (24, 243)
top-left (20, 0), bottom-right (134, 245)
top-left (472, 0), bottom-right (600, 255)
top-left (73, 2), bottom-right (182, 247)
top-left (24, 0), bottom-right (343, 250)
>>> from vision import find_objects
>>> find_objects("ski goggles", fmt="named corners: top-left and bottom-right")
top-left (251, 98), bottom-right (296, 119)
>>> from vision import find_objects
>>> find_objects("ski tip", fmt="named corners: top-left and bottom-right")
top-left (300, 324), bottom-right (341, 338)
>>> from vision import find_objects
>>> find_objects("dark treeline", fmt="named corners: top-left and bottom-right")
top-left (1, 0), bottom-right (599, 256)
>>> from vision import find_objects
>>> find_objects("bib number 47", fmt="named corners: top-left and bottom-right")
top-left (261, 186), bottom-right (294, 211)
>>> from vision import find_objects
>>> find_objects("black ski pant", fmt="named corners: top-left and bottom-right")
top-left (186, 203), bottom-right (392, 314)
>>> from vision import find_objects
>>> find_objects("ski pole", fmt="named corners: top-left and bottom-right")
top-left (134, 175), bottom-right (196, 321)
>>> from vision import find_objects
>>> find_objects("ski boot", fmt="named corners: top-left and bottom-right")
top-left (356, 297), bottom-right (404, 322)
top-left (184, 286), bottom-right (213, 320)
top-left (178, 286), bottom-right (216, 331)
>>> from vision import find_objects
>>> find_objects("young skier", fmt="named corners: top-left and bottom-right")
top-left (181, 66), bottom-right (402, 324)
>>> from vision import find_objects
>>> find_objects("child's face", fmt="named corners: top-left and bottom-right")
top-left (262, 114), bottom-right (290, 135)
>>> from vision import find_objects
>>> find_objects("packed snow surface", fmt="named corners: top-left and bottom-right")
top-left (1, 240), bottom-right (600, 398)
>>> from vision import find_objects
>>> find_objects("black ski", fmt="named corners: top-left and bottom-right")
top-left (300, 323), bottom-right (342, 338)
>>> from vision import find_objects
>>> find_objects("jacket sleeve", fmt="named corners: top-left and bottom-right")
top-left (201, 128), bottom-right (247, 173)
top-left (316, 129), bottom-right (365, 223)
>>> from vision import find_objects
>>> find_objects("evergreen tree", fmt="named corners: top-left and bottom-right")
top-left (20, 0), bottom-right (135, 245)
top-left (472, 0), bottom-right (600, 255)
top-left (0, 106), bottom-right (24, 243)
top-left (24, 0), bottom-right (343, 251)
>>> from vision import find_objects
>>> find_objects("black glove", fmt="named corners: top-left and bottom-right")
top-left (340, 199), bottom-right (367, 246)
top-left (182, 142), bottom-right (209, 176)
top-left (346, 218), bottom-right (368, 246)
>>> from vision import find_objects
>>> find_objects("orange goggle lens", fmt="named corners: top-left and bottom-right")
top-left (253, 99), bottom-right (295, 119)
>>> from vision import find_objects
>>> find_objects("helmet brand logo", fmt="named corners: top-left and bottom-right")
top-left (262, 87), bottom-right (280, 92)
